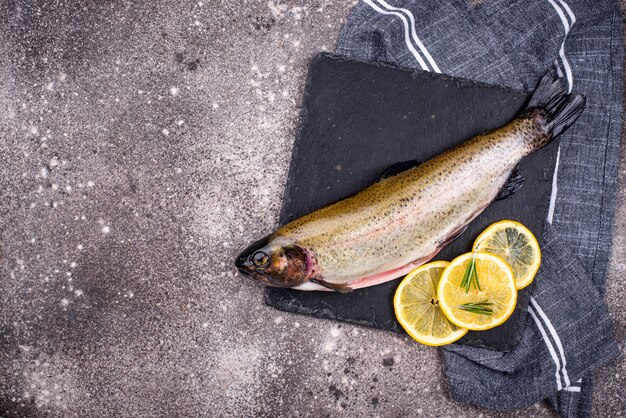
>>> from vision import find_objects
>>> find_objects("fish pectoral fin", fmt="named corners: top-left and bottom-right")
top-left (496, 166), bottom-right (525, 200)
top-left (379, 159), bottom-right (422, 180)
top-left (311, 279), bottom-right (353, 293)
top-left (439, 225), bottom-right (468, 248)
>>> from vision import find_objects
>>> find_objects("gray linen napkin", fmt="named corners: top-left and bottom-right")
top-left (336, 0), bottom-right (623, 416)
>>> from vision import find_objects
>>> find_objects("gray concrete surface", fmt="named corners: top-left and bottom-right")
top-left (0, 1), bottom-right (623, 416)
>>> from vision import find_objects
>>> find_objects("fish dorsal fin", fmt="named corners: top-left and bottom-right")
top-left (496, 167), bottom-right (525, 200)
top-left (311, 279), bottom-right (353, 293)
top-left (379, 160), bottom-right (422, 180)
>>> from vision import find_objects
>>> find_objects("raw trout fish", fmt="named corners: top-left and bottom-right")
top-left (236, 72), bottom-right (585, 292)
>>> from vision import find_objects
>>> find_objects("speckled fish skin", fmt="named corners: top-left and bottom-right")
top-left (273, 114), bottom-right (547, 287)
top-left (235, 72), bottom-right (585, 291)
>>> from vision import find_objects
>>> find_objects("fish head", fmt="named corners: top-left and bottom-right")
top-left (235, 235), bottom-right (311, 287)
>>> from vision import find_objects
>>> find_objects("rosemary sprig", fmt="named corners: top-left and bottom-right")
top-left (460, 253), bottom-right (481, 293)
top-left (457, 300), bottom-right (494, 316)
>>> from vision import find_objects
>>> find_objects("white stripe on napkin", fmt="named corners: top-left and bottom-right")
top-left (545, 0), bottom-right (576, 224)
top-left (531, 297), bottom-right (572, 387)
top-left (529, 305), bottom-right (563, 390)
top-left (374, 0), bottom-right (441, 73)
top-left (362, 0), bottom-right (430, 71)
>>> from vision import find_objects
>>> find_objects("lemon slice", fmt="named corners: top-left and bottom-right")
top-left (394, 261), bottom-right (468, 346)
top-left (437, 252), bottom-right (517, 331)
top-left (473, 220), bottom-right (541, 290)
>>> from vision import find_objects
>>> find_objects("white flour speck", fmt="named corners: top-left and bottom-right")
top-left (268, 1), bottom-right (288, 19)
top-left (102, 226), bottom-right (110, 234)
top-left (323, 341), bottom-right (336, 352)
top-left (170, 87), bottom-right (180, 96)
top-left (60, 298), bottom-right (69, 307)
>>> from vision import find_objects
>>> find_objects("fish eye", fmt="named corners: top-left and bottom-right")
top-left (252, 251), bottom-right (270, 268)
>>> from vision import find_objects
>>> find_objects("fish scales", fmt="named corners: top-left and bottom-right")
top-left (236, 72), bottom-right (586, 292)
top-left (276, 118), bottom-right (537, 284)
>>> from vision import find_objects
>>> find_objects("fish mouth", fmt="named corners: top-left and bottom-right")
top-left (235, 235), bottom-right (270, 274)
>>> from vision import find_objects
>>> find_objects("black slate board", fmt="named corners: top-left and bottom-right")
top-left (265, 53), bottom-right (556, 352)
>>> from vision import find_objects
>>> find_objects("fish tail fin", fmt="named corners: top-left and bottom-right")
top-left (526, 70), bottom-right (586, 140)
